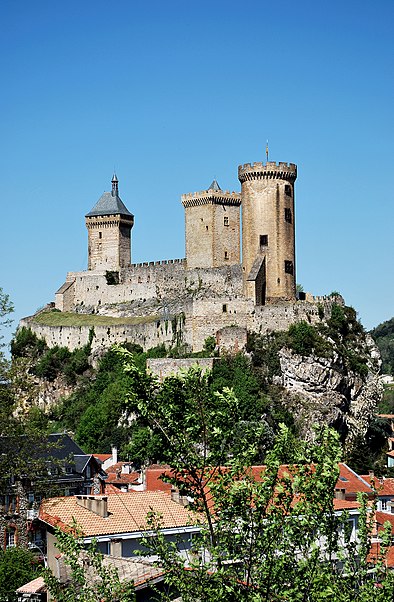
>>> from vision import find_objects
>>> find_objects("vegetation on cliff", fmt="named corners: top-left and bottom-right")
top-left (9, 299), bottom-right (384, 472)
top-left (371, 316), bottom-right (394, 377)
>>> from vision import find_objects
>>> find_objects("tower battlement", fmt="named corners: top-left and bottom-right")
top-left (238, 161), bottom-right (297, 183)
top-left (181, 189), bottom-right (241, 208)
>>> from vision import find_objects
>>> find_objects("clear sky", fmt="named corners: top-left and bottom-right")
top-left (1, 0), bottom-right (393, 349)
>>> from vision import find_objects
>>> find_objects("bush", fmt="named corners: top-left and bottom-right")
top-left (288, 321), bottom-right (320, 356)
top-left (11, 327), bottom-right (47, 359)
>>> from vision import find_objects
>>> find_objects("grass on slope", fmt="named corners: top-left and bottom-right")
top-left (29, 311), bottom-right (159, 327)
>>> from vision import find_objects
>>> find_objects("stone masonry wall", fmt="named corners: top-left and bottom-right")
top-left (57, 262), bottom-right (244, 315)
top-left (26, 294), bottom-right (342, 354)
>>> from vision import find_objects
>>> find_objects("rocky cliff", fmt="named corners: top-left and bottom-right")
top-left (277, 333), bottom-right (382, 448)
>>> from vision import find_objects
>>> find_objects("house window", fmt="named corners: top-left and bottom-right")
top-left (382, 499), bottom-right (388, 511)
top-left (285, 208), bottom-right (292, 223)
top-left (260, 234), bottom-right (268, 247)
top-left (284, 261), bottom-right (294, 275)
top-left (285, 184), bottom-right (292, 197)
top-left (222, 304), bottom-right (227, 313)
top-left (224, 216), bottom-right (229, 226)
top-left (6, 528), bottom-right (16, 548)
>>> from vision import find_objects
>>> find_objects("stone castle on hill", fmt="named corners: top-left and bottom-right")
top-left (25, 158), bottom-right (338, 354)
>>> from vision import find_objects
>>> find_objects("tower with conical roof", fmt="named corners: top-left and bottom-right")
top-left (238, 160), bottom-right (297, 304)
top-left (85, 175), bottom-right (134, 271)
top-left (181, 180), bottom-right (241, 269)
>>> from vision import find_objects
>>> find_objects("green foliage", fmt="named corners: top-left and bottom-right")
top-left (32, 343), bottom-right (91, 384)
top-left (43, 521), bottom-right (135, 601)
top-left (137, 421), bottom-right (394, 601)
top-left (122, 425), bottom-right (164, 467)
top-left (345, 417), bottom-right (392, 474)
top-left (288, 320), bottom-right (328, 356)
top-left (11, 327), bottom-right (91, 384)
top-left (11, 326), bottom-right (47, 359)
top-left (378, 384), bottom-right (394, 414)
top-left (0, 547), bottom-right (40, 602)
top-left (203, 336), bottom-right (216, 353)
top-left (371, 316), bottom-right (394, 376)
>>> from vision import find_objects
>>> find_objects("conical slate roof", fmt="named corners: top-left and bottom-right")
top-left (86, 176), bottom-right (133, 218)
top-left (208, 179), bottom-right (221, 191)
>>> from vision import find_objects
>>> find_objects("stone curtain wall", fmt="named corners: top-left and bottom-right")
top-left (24, 297), bottom-right (341, 354)
top-left (57, 263), bottom-right (244, 315)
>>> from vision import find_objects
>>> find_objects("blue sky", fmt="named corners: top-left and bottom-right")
top-left (1, 0), bottom-right (393, 348)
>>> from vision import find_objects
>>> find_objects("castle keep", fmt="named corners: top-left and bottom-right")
top-left (26, 157), bottom-right (335, 353)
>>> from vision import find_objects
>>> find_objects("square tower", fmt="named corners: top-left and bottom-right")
top-left (85, 175), bottom-right (134, 271)
top-left (181, 180), bottom-right (241, 269)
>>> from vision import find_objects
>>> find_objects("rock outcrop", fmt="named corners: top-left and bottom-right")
top-left (277, 333), bottom-right (382, 447)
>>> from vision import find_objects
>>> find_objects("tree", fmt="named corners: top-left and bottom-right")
top-left (116, 349), bottom-right (394, 601)
top-left (0, 287), bottom-right (13, 383)
top-left (0, 547), bottom-right (40, 602)
top-left (43, 521), bottom-right (135, 602)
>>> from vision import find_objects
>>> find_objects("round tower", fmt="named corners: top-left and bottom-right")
top-left (238, 161), bottom-right (297, 304)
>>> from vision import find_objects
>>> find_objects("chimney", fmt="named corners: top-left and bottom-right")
top-left (76, 495), bottom-right (108, 518)
top-left (334, 488), bottom-right (346, 500)
top-left (369, 470), bottom-right (374, 480)
top-left (111, 446), bottom-right (118, 466)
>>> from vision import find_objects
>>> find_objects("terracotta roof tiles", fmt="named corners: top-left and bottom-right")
top-left (40, 491), bottom-right (196, 537)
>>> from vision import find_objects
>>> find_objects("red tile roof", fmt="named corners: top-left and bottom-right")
top-left (368, 542), bottom-right (394, 567)
top-left (145, 466), bottom-right (172, 493)
top-left (105, 462), bottom-right (140, 485)
top-left (333, 499), bottom-right (360, 511)
top-left (94, 453), bottom-right (112, 462)
top-left (375, 511), bottom-right (394, 532)
top-left (361, 475), bottom-right (394, 496)
top-left (40, 491), bottom-right (197, 537)
top-left (335, 463), bottom-right (372, 498)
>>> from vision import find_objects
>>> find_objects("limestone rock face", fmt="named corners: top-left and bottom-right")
top-left (277, 334), bottom-right (383, 447)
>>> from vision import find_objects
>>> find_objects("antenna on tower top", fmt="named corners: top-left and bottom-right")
top-left (265, 140), bottom-right (269, 162)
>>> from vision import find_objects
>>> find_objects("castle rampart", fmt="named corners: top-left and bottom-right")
top-left (238, 161), bottom-right (297, 182)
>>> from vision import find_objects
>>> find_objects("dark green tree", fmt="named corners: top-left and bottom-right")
top-left (0, 547), bottom-right (40, 602)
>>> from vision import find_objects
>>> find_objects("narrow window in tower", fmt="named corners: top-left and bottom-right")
top-left (224, 251), bottom-right (228, 260)
top-left (285, 208), bottom-right (292, 223)
top-left (260, 234), bottom-right (268, 248)
top-left (98, 232), bottom-right (102, 239)
top-left (206, 225), bottom-right (208, 231)
top-left (284, 261), bottom-right (294, 275)
top-left (224, 216), bottom-right (229, 226)
top-left (222, 304), bottom-right (228, 313)
top-left (285, 185), bottom-right (292, 197)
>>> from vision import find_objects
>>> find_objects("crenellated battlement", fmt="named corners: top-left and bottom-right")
top-left (181, 189), bottom-right (241, 208)
top-left (130, 258), bottom-right (186, 268)
top-left (238, 161), bottom-right (297, 183)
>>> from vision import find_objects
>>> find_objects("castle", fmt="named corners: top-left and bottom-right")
top-left (26, 158), bottom-right (336, 354)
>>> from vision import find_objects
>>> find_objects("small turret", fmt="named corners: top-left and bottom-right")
top-left (111, 173), bottom-right (119, 197)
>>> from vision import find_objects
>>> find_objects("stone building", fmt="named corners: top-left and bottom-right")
top-left (24, 157), bottom-right (337, 353)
